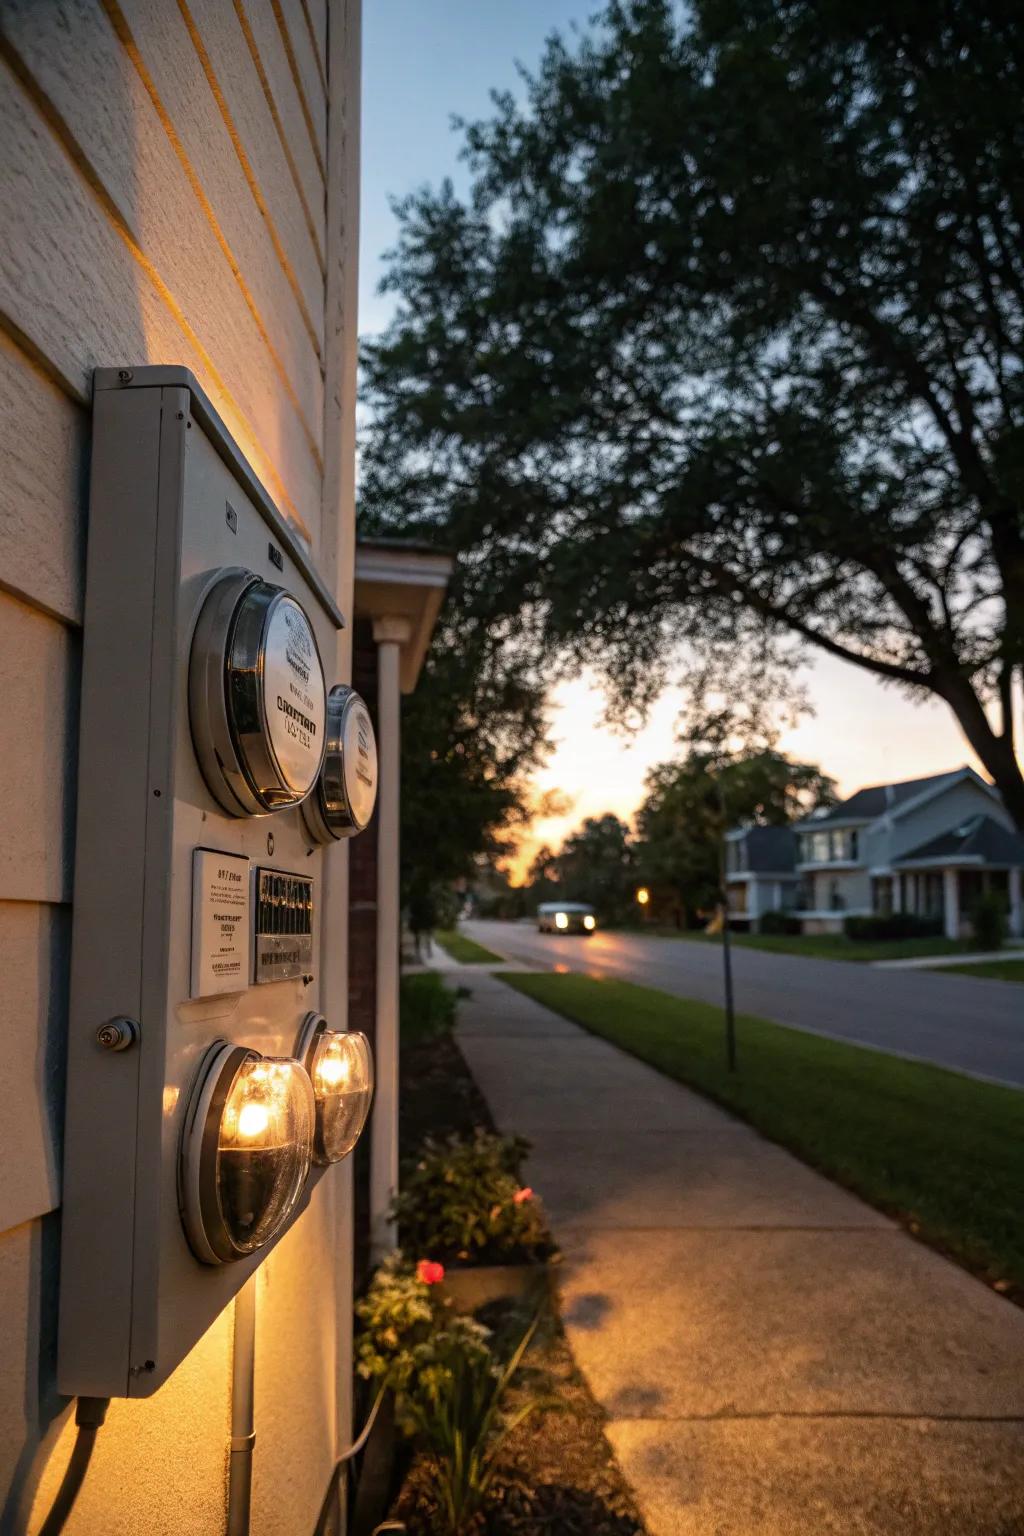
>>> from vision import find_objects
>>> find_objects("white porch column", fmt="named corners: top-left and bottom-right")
top-left (1009, 866), bottom-right (1022, 939)
top-left (369, 616), bottom-right (411, 1259)
top-left (942, 867), bottom-right (960, 941)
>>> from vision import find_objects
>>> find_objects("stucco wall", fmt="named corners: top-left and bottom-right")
top-left (0, 1), bottom-right (361, 1531)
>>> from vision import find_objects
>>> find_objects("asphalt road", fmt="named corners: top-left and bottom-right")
top-left (462, 919), bottom-right (1024, 1088)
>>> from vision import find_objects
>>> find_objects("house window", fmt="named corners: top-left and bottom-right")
top-left (811, 831), bottom-right (831, 862)
top-left (872, 876), bottom-right (893, 914)
top-left (850, 829), bottom-right (859, 860)
top-left (828, 880), bottom-right (845, 911)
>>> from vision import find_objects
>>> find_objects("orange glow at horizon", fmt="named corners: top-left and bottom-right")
top-left (502, 656), bottom-right (992, 885)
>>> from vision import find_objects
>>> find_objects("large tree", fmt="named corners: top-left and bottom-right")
top-left (362, 0), bottom-right (1024, 825)
top-left (545, 812), bottom-right (636, 921)
top-left (399, 614), bottom-right (548, 935)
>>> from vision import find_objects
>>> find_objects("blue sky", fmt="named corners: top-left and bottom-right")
top-left (358, 4), bottom-right (982, 876)
top-left (360, 0), bottom-right (590, 337)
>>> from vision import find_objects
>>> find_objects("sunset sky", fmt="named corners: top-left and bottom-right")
top-left (360, 1), bottom-right (986, 883)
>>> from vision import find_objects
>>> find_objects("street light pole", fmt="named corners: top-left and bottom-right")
top-left (716, 774), bottom-right (738, 1072)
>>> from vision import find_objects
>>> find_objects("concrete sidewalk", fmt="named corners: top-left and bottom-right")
top-left (455, 970), bottom-right (1024, 1535)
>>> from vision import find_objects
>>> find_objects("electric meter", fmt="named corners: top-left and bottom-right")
top-left (189, 569), bottom-right (327, 816)
top-left (181, 1043), bottom-right (315, 1265)
top-left (297, 1013), bottom-right (374, 1164)
top-left (301, 685), bottom-right (378, 843)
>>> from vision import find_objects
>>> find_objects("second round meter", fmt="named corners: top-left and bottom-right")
top-left (190, 569), bottom-right (327, 816)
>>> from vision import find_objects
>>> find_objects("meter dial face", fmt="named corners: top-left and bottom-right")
top-left (301, 686), bottom-right (378, 844)
top-left (190, 570), bottom-right (327, 817)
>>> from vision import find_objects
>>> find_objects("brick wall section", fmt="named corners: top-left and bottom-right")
top-left (350, 617), bottom-right (379, 1284)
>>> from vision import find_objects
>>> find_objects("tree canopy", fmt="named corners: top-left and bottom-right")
top-left (362, 0), bottom-right (1024, 826)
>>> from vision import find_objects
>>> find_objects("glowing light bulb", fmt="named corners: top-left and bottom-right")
top-left (316, 1047), bottom-right (351, 1090)
top-left (237, 1100), bottom-right (270, 1140)
top-left (636, 887), bottom-right (650, 907)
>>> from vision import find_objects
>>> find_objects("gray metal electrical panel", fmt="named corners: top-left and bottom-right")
top-left (58, 368), bottom-right (345, 1397)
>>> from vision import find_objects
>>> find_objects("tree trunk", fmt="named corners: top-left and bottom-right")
top-left (938, 674), bottom-right (1024, 831)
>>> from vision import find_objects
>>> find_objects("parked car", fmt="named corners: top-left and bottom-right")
top-left (537, 901), bottom-right (597, 935)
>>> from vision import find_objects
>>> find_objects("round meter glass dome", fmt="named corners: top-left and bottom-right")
top-left (189, 570), bottom-right (327, 817)
top-left (181, 1044), bottom-right (315, 1264)
top-left (301, 685), bottom-right (378, 844)
top-left (297, 1014), bottom-right (374, 1164)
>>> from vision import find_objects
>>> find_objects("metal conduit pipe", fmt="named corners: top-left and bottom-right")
top-left (227, 1278), bottom-right (257, 1536)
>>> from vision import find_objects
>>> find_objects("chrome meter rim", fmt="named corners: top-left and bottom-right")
top-left (301, 685), bottom-right (378, 844)
top-left (189, 570), bottom-right (327, 817)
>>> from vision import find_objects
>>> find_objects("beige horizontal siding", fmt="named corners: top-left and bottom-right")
top-left (0, 595), bottom-right (77, 906)
top-left (300, 0), bottom-right (328, 94)
top-left (0, 1), bottom-right (323, 544)
top-left (273, 0), bottom-right (328, 175)
top-left (0, 331), bottom-right (85, 626)
top-left (231, 0), bottom-right (326, 273)
top-left (0, 904), bottom-right (69, 1230)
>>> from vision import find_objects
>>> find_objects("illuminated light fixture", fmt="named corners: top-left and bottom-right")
top-left (301, 685), bottom-right (378, 844)
top-left (554, 911), bottom-right (569, 930)
top-left (189, 570), bottom-right (327, 817)
top-left (583, 914), bottom-right (596, 931)
top-left (296, 1013), bottom-right (374, 1164)
top-left (180, 1043), bottom-right (314, 1264)
top-left (636, 887), bottom-right (651, 906)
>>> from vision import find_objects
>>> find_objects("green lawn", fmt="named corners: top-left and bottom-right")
top-left (498, 970), bottom-right (1024, 1297)
top-left (937, 958), bottom-right (1024, 983)
top-left (660, 929), bottom-right (980, 964)
top-left (435, 927), bottom-right (503, 964)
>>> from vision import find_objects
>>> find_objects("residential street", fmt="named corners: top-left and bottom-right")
top-left (462, 920), bottom-right (1024, 1088)
top-left (453, 968), bottom-right (1024, 1536)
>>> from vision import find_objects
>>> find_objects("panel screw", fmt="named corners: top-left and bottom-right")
top-left (267, 832), bottom-right (275, 856)
top-left (96, 1018), bottom-right (139, 1052)
top-left (117, 369), bottom-right (134, 383)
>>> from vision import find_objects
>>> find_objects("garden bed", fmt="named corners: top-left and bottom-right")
top-left (370, 970), bottom-right (648, 1536)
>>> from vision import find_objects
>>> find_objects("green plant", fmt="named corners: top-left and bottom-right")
top-left (401, 972), bottom-right (458, 1045)
top-left (354, 1253), bottom-right (493, 1436)
top-left (971, 891), bottom-right (1006, 951)
top-left (409, 1314), bottom-right (548, 1535)
top-left (392, 1131), bottom-right (550, 1267)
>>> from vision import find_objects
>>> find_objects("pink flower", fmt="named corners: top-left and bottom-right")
top-left (416, 1259), bottom-right (445, 1285)
top-left (513, 1187), bottom-right (533, 1205)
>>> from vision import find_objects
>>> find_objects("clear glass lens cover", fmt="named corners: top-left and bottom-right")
top-left (309, 1030), bottom-right (373, 1163)
top-left (216, 1055), bottom-right (313, 1253)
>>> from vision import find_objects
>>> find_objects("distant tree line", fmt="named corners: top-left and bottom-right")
top-left (479, 748), bottom-right (835, 927)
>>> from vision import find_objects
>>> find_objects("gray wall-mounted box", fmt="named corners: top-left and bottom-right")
top-left (58, 368), bottom-right (345, 1398)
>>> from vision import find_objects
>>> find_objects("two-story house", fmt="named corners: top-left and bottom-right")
top-left (724, 825), bottom-right (802, 930)
top-left (793, 767), bottom-right (1024, 938)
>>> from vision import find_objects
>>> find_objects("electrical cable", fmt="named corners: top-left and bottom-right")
top-left (36, 1397), bottom-right (110, 1536)
top-left (311, 1384), bottom-right (388, 1536)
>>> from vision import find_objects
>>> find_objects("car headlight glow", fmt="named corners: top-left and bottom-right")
top-left (583, 914), bottom-right (596, 930)
top-left (554, 911), bottom-right (569, 930)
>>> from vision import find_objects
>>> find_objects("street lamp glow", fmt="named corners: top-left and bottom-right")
top-left (636, 887), bottom-right (650, 906)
